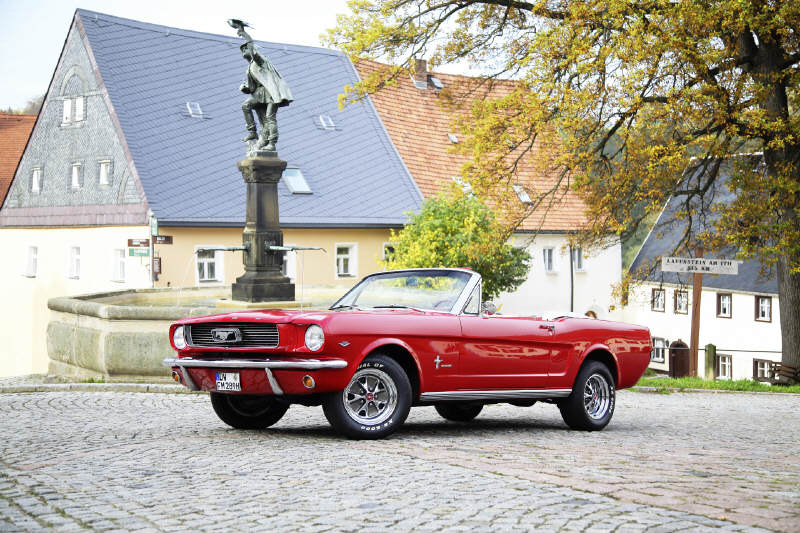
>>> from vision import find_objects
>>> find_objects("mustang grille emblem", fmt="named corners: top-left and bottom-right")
top-left (211, 328), bottom-right (242, 343)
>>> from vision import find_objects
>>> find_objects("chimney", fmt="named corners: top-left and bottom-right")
top-left (412, 58), bottom-right (428, 89)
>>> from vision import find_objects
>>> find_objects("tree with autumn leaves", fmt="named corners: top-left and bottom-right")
top-left (328, 0), bottom-right (800, 369)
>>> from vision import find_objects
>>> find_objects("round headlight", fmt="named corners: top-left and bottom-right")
top-left (304, 325), bottom-right (324, 352)
top-left (172, 325), bottom-right (187, 350)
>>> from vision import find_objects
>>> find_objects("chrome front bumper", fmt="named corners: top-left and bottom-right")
top-left (162, 357), bottom-right (348, 394)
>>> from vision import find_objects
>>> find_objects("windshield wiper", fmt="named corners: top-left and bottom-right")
top-left (371, 305), bottom-right (422, 311)
top-left (330, 304), bottom-right (360, 311)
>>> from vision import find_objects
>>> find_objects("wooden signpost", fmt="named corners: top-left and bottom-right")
top-left (662, 252), bottom-right (741, 376)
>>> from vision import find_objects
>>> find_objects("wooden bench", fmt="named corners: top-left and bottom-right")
top-left (769, 362), bottom-right (799, 385)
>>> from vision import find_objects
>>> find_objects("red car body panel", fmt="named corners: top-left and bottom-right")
top-left (167, 306), bottom-right (651, 398)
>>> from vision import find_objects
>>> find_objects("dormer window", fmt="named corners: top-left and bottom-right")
top-left (319, 114), bottom-right (335, 130)
top-left (98, 160), bottom-right (111, 186)
top-left (186, 102), bottom-right (203, 117)
top-left (283, 168), bottom-right (312, 194)
top-left (430, 76), bottom-right (444, 90)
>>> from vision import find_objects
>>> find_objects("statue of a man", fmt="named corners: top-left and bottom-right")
top-left (230, 20), bottom-right (293, 152)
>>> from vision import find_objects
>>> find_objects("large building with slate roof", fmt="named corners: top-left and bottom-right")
top-left (624, 159), bottom-right (781, 380)
top-left (0, 9), bottom-right (422, 377)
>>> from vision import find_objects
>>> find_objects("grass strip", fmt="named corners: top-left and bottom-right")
top-left (635, 376), bottom-right (800, 394)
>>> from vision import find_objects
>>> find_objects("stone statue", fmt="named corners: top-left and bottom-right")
top-left (228, 19), bottom-right (293, 153)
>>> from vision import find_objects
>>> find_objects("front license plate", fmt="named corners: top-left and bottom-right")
top-left (215, 372), bottom-right (241, 392)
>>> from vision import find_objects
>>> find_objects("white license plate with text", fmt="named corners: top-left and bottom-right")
top-left (215, 372), bottom-right (241, 392)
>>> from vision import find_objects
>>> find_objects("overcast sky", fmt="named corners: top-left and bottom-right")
top-left (0, 0), bottom-right (351, 109)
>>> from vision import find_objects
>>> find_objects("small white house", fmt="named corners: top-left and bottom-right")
top-left (623, 165), bottom-right (782, 381)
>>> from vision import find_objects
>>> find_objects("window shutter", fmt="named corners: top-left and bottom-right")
top-left (62, 98), bottom-right (72, 124)
top-left (79, 162), bottom-right (85, 188)
top-left (107, 160), bottom-right (114, 185)
top-left (74, 96), bottom-right (84, 121)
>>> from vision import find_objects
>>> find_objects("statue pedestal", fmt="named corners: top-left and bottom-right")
top-left (231, 156), bottom-right (295, 302)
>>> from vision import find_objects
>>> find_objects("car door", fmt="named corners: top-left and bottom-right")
top-left (458, 315), bottom-right (559, 389)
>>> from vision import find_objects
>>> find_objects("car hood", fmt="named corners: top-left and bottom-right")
top-left (175, 307), bottom-right (430, 326)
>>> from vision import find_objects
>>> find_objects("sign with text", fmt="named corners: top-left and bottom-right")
top-left (129, 247), bottom-right (150, 257)
top-left (153, 256), bottom-right (162, 274)
top-left (662, 257), bottom-right (740, 275)
top-left (128, 238), bottom-right (150, 248)
top-left (154, 235), bottom-right (173, 245)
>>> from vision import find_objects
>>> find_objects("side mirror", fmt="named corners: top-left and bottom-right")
top-left (482, 301), bottom-right (497, 315)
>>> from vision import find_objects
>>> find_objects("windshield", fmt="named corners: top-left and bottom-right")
top-left (331, 270), bottom-right (473, 312)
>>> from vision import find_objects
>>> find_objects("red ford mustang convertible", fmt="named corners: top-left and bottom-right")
top-left (165, 268), bottom-right (651, 439)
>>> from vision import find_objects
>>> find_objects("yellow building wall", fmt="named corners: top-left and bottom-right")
top-left (155, 226), bottom-right (393, 290)
top-left (0, 225), bottom-right (151, 377)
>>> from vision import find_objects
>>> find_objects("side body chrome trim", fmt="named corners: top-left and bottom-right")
top-left (419, 389), bottom-right (572, 402)
top-left (163, 357), bottom-right (348, 371)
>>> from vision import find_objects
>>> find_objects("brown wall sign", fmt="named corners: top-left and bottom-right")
top-left (154, 235), bottom-right (173, 245)
top-left (128, 238), bottom-right (150, 247)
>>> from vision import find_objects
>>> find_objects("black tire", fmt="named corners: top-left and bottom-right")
top-left (558, 360), bottom-right (616, 431)
top-left (210, 393), bottom-right (289, 429)
top-left (323, 354), bottom-right (412, 439)
top-left (434, 403), bottom-right (483, 422)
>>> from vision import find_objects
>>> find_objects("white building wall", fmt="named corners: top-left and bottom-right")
top-left (498, 233), bottom-right (622, 319)
top-left (0, 226), bottom-right (151, 377)
top-left (623, 282), bottom-right (781, 379)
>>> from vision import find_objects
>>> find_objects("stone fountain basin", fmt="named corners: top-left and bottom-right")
top-left (46, 286), bottom-right (334, 380)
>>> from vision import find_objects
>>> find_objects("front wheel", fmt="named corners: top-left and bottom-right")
top-left (558, 361), bottom-right (615, 431)
top-left (210, 393), bottom-right (289, 429)
top-left (323, 354), bottom-right (411, 439)
top-left (435, 403), bottom-right (483, 422)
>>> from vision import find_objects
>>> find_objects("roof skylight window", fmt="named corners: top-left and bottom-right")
top-left (411, 76), bottom-right (428, 90)
top-left (319, 114), bottom-right (335, 130)
top-left (186, 102), bottom-right (203, 117)
top-left (283, 168), bottom-right (312, 194)
top-left (513, 184), bottom-right (533, 205)
top-left (447, 133), bottom-right (459, 144)
top-left (430, 77), bottom-right (444, 90)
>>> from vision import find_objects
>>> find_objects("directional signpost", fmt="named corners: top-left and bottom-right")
top-left (662, 252), bottom-right (742, 376)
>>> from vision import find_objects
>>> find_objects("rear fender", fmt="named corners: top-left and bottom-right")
top-left (578, 343), bottom-right (621, 385)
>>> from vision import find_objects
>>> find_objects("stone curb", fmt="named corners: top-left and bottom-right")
top-left (633, 385), bottom-right (800, 396)
top-left (0, 383), bottom-right (204, 394)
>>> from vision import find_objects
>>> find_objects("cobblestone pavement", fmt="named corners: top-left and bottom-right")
top-left (1, 390), bottom-right (797, 532)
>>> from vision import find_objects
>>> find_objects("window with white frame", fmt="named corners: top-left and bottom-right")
top-left (651, 337), bottom-right (667, 363)
top-left (715, 354), bottom-right (732, 380)
top-left (335, 244), bottom-right (357, 278)
top-left (542, 248), bottom-right (555, 273)
top-left (196, 249), bottom-right (220, 283)
top-left (71, 163), bottom-right (82, 189)
top-left (755, 296), bottom-right (771, 322)
top-left (111, 248), bottom-right (125, 282)
top-left (68, 246), bottom-right (80, 279)
top-left (186, 102), bottom-right (203, 117)
top-left (382, 243), bottom-right (396, 261)
top-left (62, 96), bottom-right (85, 125)
top-left (651, 288), bottom-right (665, 312)
top-left (98, 160), bottom-right (111, 186)
top-left (512, 184), bottom-right (532, 205)
top-left (31, 167), bottom-right (41, 193)
top-left (717, 293), bottom-right (732, 318)
top-left (24, 246), bottom-right (38, 277)
top-left (753, 359), bottom-right (772, 381)
top-left (674, 290), bottom-right (688, 314)
top-left (571, 247), bottom-right (585, 271)
top-left (319, 114), bottom-right (335, 130)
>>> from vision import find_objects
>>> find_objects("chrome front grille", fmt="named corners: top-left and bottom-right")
top-left (188, 322), bottom-right (279, 348)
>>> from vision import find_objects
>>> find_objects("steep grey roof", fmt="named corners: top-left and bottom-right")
top-left (629, 158), bottom-right (777, 295)
top-left (77, 9), bottom-right (422, 226)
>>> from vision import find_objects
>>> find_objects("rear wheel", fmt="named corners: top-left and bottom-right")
top-left (435, 403), bottom-right (483, 422)
top-left (210, 393), bottom-right (289, 429)
top-left (559, 361), bottom-right (615, 431)
top-left (323, 354), bottom-right (411, 439)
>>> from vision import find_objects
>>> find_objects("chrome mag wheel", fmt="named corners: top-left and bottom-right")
top-left (343, 368), bottom-right (398, 426)
top-left (583, 373), bottom-right (611, 420)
